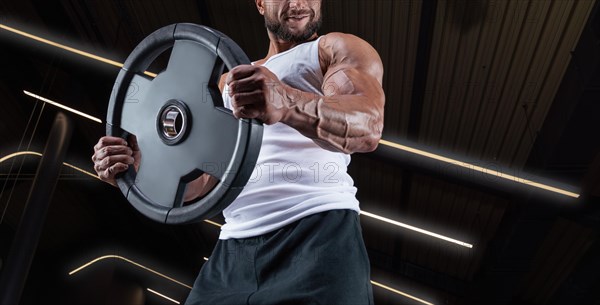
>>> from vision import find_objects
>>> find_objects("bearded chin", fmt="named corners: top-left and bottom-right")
top-left (265, 16), bottom-right (322, 43)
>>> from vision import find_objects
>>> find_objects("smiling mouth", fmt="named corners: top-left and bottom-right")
top-left (285, 15), bottom-right (310, 21)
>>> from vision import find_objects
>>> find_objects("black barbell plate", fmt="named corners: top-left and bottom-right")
top-left (107, 23), bottom-right (262, 224)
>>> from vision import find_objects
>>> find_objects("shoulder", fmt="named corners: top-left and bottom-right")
top-left (320, 32), bottom-right (379, 57)
top-left (319, 32), bottom-right (371, 49)
top-left (318, 32), bottom-right (383, 82)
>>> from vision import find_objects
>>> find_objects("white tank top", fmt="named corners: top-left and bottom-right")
top-left (219, 36), bottom-right (360, 239)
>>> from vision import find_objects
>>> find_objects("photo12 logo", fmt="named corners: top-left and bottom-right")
top-left (200, 161), bottom-right (343, 184)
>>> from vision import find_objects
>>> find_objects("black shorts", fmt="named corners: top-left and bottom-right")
top-left (185, 209), bottom-right (374, 305)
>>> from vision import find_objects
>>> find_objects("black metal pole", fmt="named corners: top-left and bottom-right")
top-left (0, 112), bottom-right (73, 305)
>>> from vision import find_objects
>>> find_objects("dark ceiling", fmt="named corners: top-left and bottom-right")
top-left (1, 0), bottom-right (600, 304)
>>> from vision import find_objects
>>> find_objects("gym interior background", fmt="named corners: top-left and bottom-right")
top-left (1, 0), bottom-right (600, 304)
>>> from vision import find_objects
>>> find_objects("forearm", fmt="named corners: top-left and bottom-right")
top-left (184, 174), bottom-right (219, 202)
top-left (281, 87), bottom-right (383, 154)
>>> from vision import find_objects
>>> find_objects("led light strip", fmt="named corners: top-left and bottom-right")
top-left (147, 288), bottom-right (180, 304)
top-left (0, 24), bottom-right (157, 77)
top-left (1, 24), bottom-right (579, 199)
top-left (68, 255), bottom-right (193, 289)
top-left (0, 151), bottom-right (100, 180)
top-left (23, 90), bottom-right (103, 123)
top-left (199, 212), bottom-right (471, 248)
top-left (0, 151), bottom-right (42, 164)
top-left (202, 219), bottom-right (222, 228)
top-left (378, 140), bottom-right (579, 198)
top-left (360, 211), bottom-right (473, 248)
top-left (371, 281), bottom-right (434, 305)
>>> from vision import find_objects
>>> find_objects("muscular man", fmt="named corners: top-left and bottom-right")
top-left (92, 0), bottom-right (384, 303)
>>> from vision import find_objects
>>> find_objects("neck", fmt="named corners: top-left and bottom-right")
top-left (263, 31), bottom-right (318, 61)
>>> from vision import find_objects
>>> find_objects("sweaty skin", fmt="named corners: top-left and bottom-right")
top-left (92, 0), bottom-right (385, 203)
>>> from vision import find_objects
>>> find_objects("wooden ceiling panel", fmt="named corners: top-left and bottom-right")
top-left (419, 0), bottom-right (593, 170)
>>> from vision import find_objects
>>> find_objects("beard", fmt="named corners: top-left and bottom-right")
top-left (265, 12), bottom-right (322, 43)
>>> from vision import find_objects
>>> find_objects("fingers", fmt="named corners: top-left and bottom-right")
top-left (93, 145), bottom-right (133, 161)
top-left (228, 78), bottom-right (253, 95)
top-left (94, 155), bottom-right (135, 173)
top-left (92, 136), bottom-right (137, 185)
top-left (98, 162), bottom-right (130, 183)
top-left (228, 67), bottom-right (279, 97)
top-left (93, 136), bottom-right (127, 151)
top-left (226, 66), bottom-right (284, 125)
top-left (228, 75), bottom-right (272, 95)
top-left (231, 89), bottom-right (263, 120)
top-left (231, 90), bottom-right (264, 107)
top-left (226, 65), bottom-right (257, 84)
top-left (232, 105), bottom-right (261, 120)
top-left (127, 135), bottom-right (142, 171)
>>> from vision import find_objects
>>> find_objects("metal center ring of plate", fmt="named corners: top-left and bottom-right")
top-left (161, 105), bottom-right (185, 139)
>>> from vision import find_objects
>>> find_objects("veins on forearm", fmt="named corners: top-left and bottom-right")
top-left (283, 86), bottom-right (383, 154)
